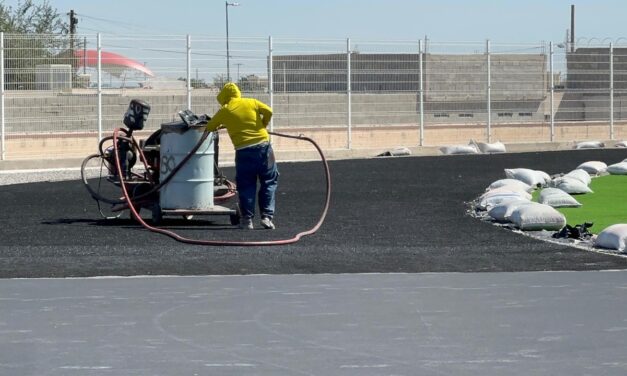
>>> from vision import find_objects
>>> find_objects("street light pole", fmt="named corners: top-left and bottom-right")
top-left (225, 1), bottom-right (240, 82)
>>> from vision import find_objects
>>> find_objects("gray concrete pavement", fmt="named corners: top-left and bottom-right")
top-left (2, 271), bottom-right (627, 375)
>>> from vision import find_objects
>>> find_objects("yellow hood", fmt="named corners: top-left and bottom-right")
top-left (217, 82), bottom-right (241, 105)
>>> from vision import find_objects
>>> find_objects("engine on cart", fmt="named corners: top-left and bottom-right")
top-left (99, 99), bottom-right (150, 180)
top-left (81, 100), bottom-right (238, 224)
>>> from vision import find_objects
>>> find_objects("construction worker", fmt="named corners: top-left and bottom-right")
top-left (205, 82), bottom-right (277, 230)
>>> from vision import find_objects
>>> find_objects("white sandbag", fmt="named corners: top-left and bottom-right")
top-left (478, 191), bottom-right (531, 210)
top-left (574, 141), bottom-right (604, 149)
top-left (390, 147), bottom-right (411, 156)
top-left (504, 168), bottom-right (546, 187)
top-left (564, 169), bottom-right (591, 186)
top-left (538, 187), bottom-right (582, 208)
top-left (509, 203), bottom-right (567, 231)
top-left (607, 162), bottom-right (627, 175)
top-left (535, 170), bottom-right (551, 185)
top-left (551, 176), bottom-right (593, 194)
top-left (576, 161), bottom-right (607, 175)
top-left (377, 147), bottom-right (411, 157)
top-left (487, 198), bottom-right (531, 222)
top-left (614, 140), bottom-right (627, 148)
top-left (477, 141), bottom-right (506, 153)
top-left (594, 224), bottom-right (627, 251)
top-left (481, 186), bottom-right (532, 200)
top-left (440, 144), bottom-right (479, 155)
top-left (488, 179), bottom-right (534, 193)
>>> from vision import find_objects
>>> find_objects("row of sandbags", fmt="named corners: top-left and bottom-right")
top-left (442, 140), bottom-right (627, 155)
top-left (476, 160), bottom-right (627, 251)
top-left (440, 141), bottom-right (505, 155)
top-left (574, 140), bottom-right (627, 149)
top-left (479, 169), bottom-right (566, 231)
top-left (571, 159), bottom-right (627, 175)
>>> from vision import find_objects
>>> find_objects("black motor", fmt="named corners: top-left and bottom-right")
top-left (112, 99), bottom-right (150, 178)
top-left (123, 99), bottom-right (151, 131)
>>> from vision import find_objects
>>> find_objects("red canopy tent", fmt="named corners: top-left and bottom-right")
top-left (74, 49), bottom-right (154, 77)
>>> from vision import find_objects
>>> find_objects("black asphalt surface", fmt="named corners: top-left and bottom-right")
top-left (2, 149), bottom-right (627, 278)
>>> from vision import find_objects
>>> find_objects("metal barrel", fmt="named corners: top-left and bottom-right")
top-left (159, 122), bottom-right (214, 210)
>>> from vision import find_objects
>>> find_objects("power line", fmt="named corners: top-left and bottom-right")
top-left (77, 13), bottom-right (150, 29)
top-left (79, 26), bottom-right (114, 34)
top-left (76, 12), bottom-right (156, 34)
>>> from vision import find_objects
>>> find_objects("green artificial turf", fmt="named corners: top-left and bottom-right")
top-left (535, 175), bottom-right (627, 234)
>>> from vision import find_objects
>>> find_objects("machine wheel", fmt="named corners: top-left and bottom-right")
top-left (151, 204), bottom-right (163, 224)
top-left (81, 153), bottom-right (125, 205)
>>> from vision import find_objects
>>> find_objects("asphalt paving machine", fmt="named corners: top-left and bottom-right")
top-left (81, 99), bottom-right (239, 225)
top-left (81, 99), bottom-right (331, 246)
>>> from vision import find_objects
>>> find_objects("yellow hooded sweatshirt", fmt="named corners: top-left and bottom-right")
top-left (205, 83), bottom-right (273, 149)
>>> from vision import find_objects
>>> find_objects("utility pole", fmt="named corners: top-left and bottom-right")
top-left (570, 4), bottom-right (575, 52)
top-left (83, 36), bottom-right (87, 74)
top-left (225, 2), bottom-right (240, 82)
top-left (68, 10), bottom-right (78, 50)
top-left (69, 10), bottom-right (78, 33)
top-left (68, 10), bottom-right (79, 86)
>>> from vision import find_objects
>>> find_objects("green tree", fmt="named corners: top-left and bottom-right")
top-left (0, 0), bottom-right (68, 34)
top-left (0, 0), bottom-right (70, 89)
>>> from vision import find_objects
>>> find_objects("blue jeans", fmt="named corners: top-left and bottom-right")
top-left (235, 143), bottom-right (279, 219)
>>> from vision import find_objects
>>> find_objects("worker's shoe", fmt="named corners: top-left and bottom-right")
top-left (239, 217), bottom-right (253, 230)
top-left (260, 216), bottom-right (275, 230)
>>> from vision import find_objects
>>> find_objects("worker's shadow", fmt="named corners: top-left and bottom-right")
top-left (42, 217), bottom-right (238, 231)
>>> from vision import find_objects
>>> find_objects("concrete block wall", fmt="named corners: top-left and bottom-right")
top-left (4, 90), bottom-right (191, 133)
top-left (491, 55), bottom-right (547, 100)
top-left (425, 54), bottom-right (547, 102)
top-left (1, 89), bottom-right (552, 135)
top-left (3, 86), bottom-right (619, 139)
top-left (567, 48), bottom-right (616, 90)
top-left (272, 93), bottom-right (347, 127)
top-left (580, 94), bottom-right (627, 121)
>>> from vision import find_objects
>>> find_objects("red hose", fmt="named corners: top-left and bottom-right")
top-left (112, 128), bottom-right (331, 246)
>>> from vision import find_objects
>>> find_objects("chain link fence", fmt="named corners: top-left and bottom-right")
top-left (1, 33), bottom-right (626, 160)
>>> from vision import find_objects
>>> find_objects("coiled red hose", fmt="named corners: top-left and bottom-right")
top-left (112, 128), bottom-right (331, 246)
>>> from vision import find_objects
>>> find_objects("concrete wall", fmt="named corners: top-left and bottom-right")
top-left (424, 54), bottom-right (547, 101)
top-left (567, 47), bottom-right (627, 90)
top-left (272, 53), bottom-right (547, 101)
top-left (0, 88), bottom-right (578, 135)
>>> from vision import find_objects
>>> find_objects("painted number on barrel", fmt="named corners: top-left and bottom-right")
top-left (161, 155), bottom-right (176, 175)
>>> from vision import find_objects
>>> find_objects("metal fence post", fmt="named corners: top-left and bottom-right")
top-left (486, 39), bottom-right (491, 143)
top-left (268, 36), bottom-right (274, 133)
top-left (347, 38), bottom-right (352, 150)
top-left (97, 33), bottom-right (102, 142)
top-left (0, 32), bottom-right (4, 160)
top-left (610, 42), bottom-right (614, 140)
top-left (186, 34), bottom-right (192, 110)
top-left (549, 41), bottom-right (555, 142)
top-left (418, 39), bottom-right (425, 146)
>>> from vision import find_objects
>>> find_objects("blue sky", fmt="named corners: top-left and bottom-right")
top-left (9, 0), bottom-right (627, 44)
